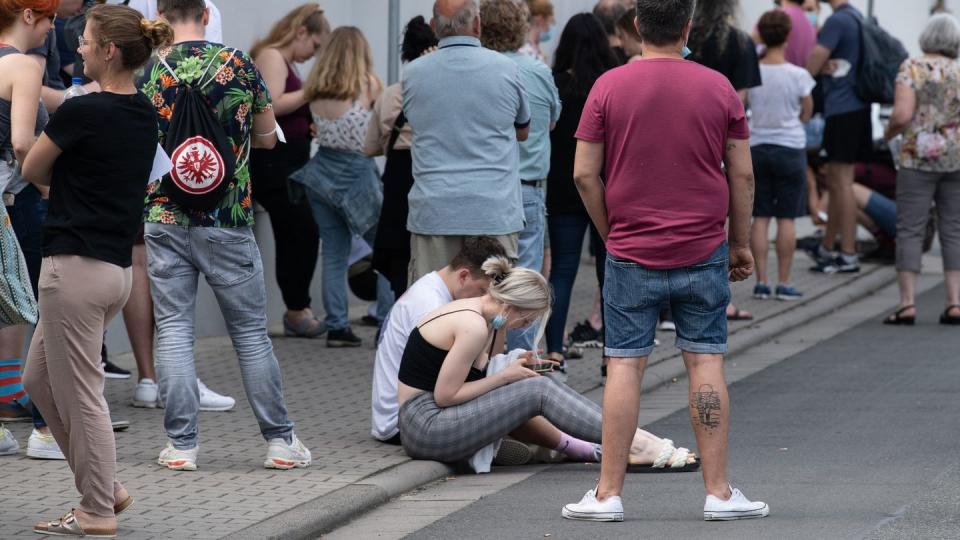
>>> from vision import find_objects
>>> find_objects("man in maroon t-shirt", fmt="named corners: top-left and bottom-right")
top-left (560, 0), bottom-right (769, 524)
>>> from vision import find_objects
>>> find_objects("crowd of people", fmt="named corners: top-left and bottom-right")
top-left (0, 0), bottom-right (956, 535)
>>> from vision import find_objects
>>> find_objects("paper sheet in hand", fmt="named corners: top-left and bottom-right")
top-left (150, 144), bottom-right (173, 181)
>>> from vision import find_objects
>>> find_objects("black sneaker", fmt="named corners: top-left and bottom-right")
top-left (101, 360), bottom-right (131, 379)
top-left (327, 327), bottom-right (362, 348)
top-left (568, 320), bottom-right (602, 348)
top-left (810, 254), bottom-right (860, 274)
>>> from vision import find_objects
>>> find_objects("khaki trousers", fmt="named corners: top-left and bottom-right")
top-left (23, 255), bottom-right (133, 517)
top-left (408, 233), bottom-right (519, 284)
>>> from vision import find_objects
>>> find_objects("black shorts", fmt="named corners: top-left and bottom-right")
top-left (822, 108), bottom-right (873, 164)
top-left (751, 144), bottom-right (808, 219)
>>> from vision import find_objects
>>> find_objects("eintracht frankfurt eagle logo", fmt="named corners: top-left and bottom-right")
top-left (170, 136), bottom-right (226, 195)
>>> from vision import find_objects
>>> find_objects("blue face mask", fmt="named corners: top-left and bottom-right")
top-left (539, 24), bottom-right (555, 43)
top-left (491, 311), bottom-right (507, 330)
top-left (805, 12), bottom-right (818, 27)
top-left (682, 45), bottom-right (692, 58)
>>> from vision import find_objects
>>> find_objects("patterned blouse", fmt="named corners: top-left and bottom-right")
top-left (896, 56), bottom-right (960, 172)
top-left (138, 41), bottom-right (272, 228)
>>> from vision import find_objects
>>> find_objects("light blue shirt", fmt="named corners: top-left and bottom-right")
top-left (402, 36), bottom-right (530, 236)
top-left (505, 52), bottom-right (561, 181)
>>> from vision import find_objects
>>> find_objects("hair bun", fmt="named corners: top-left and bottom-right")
top-left (141, 18), bottom-right (174, 50)
top-left (481, 255), bottom-right (513, 285)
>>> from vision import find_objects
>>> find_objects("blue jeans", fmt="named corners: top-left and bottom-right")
top-left (144, 223), bottom-right (294, 449)
top-left (544, 213), bottom-right (603, 354)
top-left (604, 243), bottom-right (731, 358)
top-left (307, 192), bottom-right (393, 330)
top-left (507, 184), bottom-right (545, 351)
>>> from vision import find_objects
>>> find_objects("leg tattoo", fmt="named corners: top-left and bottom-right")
top-left (691, 384), bottom-right (722, 431)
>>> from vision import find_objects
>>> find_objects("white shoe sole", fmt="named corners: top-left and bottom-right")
top-left (27, 448), bottom-right (65, 460)
top-left (561, 507), bottom-right (623, 522)
top-left (199, 403), bottom-right (235, 412)
top-left (704, 504), bottom-right (770, 521)
top-left (158, 459), bottom-right (198, 471)
top-left (131, 399), bottom-right (159, 408)
top-left (264, 457), bottom-right (311, 470)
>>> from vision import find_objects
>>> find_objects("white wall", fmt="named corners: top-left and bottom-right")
top-left (103, 0), bottom-right (943, 355)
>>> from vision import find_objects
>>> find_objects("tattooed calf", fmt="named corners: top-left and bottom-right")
top-left (691, 384), bottom-right (722, 430)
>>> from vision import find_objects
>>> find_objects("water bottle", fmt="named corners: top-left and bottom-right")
top-left (62, 77), bottom-right (87, 102)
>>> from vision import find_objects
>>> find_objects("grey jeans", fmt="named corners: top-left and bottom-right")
top-left (896, 168), bottom-right (960, 272)
top-left (398, 376), bottom-right (602, 463)
top-left (144, 223), bottom-right (294, 449)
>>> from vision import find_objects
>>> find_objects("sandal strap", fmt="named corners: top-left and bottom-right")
top-left (895, 305), bottom-right (916, 315)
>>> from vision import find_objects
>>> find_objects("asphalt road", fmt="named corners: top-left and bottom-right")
top-left (406, 285), bottom-right (960, 540)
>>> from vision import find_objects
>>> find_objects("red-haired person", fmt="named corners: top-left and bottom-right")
top-left (0, 0), bottom-right (58, 456)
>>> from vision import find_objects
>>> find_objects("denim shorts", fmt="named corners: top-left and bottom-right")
top-left (603, 243), bottom-right (731, 358)
top-left (751, 144), bottom-right (808, 219)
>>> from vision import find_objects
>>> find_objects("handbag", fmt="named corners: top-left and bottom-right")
top-left (0, 204), bottom-right (38, 326)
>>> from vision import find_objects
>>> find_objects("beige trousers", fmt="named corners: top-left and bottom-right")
top-left (408, 233), bottom-right (519, 284)
top-left (23, 255), bottom-right (133, 517)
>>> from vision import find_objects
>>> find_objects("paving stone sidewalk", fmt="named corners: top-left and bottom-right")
top-left (0, 248), bottom-right (893, 539)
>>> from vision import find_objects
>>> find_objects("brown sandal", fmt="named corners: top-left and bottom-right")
top-left (34, 510), bottom-right (117, 538)
top-left (114, 495), bottom-right (134, 515)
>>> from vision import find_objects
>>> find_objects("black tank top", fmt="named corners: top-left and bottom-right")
top-left (397, 309), bottom-right (496, 392)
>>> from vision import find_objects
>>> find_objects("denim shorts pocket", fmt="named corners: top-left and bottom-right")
top-left (144, 232), bottom-right (183, 279)
top-left (685, 245), bottom-right (731, 313)
top-left (604, 256), bottom-right (651, 310)
top-left (206, 234), bottom-right (257, 286)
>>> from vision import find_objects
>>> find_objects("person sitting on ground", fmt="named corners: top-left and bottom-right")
top-left (393, 254), bottom-right (698, 471)
top-left (747, 9), bottom-right (816, 301)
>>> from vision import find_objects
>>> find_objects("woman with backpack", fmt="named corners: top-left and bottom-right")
top-left (250, 4), bottom-right (330, 339)
top-left (293, 26), bottom-right (392, 348)
top-left (20, 5), bottom-right (173, 536)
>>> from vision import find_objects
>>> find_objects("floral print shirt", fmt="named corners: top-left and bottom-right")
top-left (137, 41), bottom-right (272, 227)
top-left (896, 56), bottom-right (960, 172)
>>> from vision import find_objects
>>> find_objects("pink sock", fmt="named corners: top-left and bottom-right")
top-left (554, 433), bottom-right (599, 462)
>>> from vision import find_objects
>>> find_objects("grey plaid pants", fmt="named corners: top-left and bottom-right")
top-left (398, 376), bottom-right (602, 463)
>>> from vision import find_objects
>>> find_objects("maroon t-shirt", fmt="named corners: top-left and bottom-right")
top-left (576, 59), bottom-right (749, 269)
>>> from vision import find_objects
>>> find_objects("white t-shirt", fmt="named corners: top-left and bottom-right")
top-left (748, 63), bottom-right (817, 149)
top-left (126, 0), bottom-right (223, 44)
top-left (370, 272), bottom-right (451, 441)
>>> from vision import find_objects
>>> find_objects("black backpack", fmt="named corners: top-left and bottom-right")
top-left (157, 48), bottom-right (240, 211)
top-left (852, 12), bottom-right (908, 105)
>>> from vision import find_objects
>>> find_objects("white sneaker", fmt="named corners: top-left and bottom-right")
top-left (264, 433), bottom-right (311, 469)
top-left (0, 425), bottom-right (18, 456)
top-left (27, 429), bottom-right (65, 460)
top-left (132, 378), bottom-right (159, 408)
top-left (704, 486), bottom-right (770, 521)
top-left (562, 488), bottom-right (623, 522)
top-left (158, 442), bottom-right (198, 471)
top-left (198, 379), bottom-right (235, 412)
top-left (658, 320), bottom-right (676, 332)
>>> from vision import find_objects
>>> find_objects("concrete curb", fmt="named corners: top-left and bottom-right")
top-left (233, 265), bottom-right (894, 540)
top-left (228, 460), bottom-right (453, 540)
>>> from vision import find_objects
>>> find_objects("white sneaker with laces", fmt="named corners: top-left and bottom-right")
top-left (27, 429), bottom-right (65, 460)
top-left (264, 433), bottom-right (311, 469)
top-left (0, 425), bottom-right (18, 456)
top-left (132, 378), bottom-right (159, 408)
top-left (158, 442), bottom-right (198, 471)
top-left (562, 488), bottom-right (623, 522)
top-left (703, 486), bottom-right (770, 521)
top-left (198, 379), bottom-right (235, 412)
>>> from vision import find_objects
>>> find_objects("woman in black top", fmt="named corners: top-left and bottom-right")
top-left (544, 14), bottom-right (619, 367)
top-left (21, 5), bottom-right (172, 536)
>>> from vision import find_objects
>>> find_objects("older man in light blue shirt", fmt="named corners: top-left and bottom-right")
top-left (481, 0), bottom-right (561, 351)
top-left (403, 0), bottom-right (531, 282)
